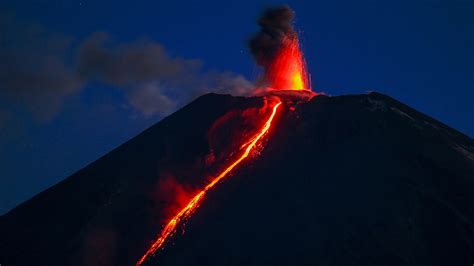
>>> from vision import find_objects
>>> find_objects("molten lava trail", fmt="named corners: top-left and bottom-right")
top-left (137, 101), bottom-right (283, 265)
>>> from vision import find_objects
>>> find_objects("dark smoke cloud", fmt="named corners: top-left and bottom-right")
top-left (248, 5), bottom-right (297, 67)
top-left (0, 15), bottom-right (253, 121)
top-left (77, 32), bottom-right (202, 88)
top-left (76, 32), bottom-right (253, 116)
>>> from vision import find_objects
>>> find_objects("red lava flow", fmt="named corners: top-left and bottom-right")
top-left (137, 101), bottom-right (283, 265)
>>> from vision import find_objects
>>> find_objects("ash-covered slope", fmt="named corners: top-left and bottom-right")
top-left (2, 92), bottom-right (474, 266)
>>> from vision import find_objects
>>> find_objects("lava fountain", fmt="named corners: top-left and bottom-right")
top-left (265, 36), bottom-right (310, 91)
top-left (249, 5), bottom-right (313, 94)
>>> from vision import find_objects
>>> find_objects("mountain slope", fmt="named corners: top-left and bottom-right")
top-left (1, 92), bottom-right (473, 266)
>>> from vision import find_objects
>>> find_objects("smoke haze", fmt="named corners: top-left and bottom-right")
top-left (0, 15), bottom-right (253, 121)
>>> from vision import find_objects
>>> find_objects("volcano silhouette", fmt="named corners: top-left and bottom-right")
top-left (1, 92), bottom-right (473, 266)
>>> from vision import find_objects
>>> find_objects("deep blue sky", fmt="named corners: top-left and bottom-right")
top-left (1, 0), bottom-right (472, 214)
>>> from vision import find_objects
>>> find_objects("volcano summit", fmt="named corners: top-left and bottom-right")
top-left (1, 91), bottom-right (474, 266)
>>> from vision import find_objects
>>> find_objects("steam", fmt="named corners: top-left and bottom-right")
top-left (0, 15), bottom-right (253, 121)
top-left (248, 5), bottom-right (297, 68)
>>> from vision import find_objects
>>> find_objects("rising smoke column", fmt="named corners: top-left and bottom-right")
top-left (249, 6), bottom-right (310, 91)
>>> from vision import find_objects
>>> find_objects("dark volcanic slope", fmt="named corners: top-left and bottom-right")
top-left (2, 92), bottom-right (474, 266)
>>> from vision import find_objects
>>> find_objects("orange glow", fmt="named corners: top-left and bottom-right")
top-left (137, 101), bottom-right (283, 265)
top-left (266, 37), bottom-right (309, 91)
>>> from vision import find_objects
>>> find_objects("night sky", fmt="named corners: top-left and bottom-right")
top-left (0, 0), bottom-right (472, 215)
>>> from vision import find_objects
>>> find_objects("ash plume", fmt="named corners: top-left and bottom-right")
top-left (77, 32), bottom-right (202, 89)
top-left (0, 15), bottom-right (253, 121)
top-left (248, 5), bottom-right (297, 67)
top-left (77, 32), bottom-right (253, 116)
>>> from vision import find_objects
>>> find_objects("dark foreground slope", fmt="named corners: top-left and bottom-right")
top-left (1, 92), bottom-right (474, 266)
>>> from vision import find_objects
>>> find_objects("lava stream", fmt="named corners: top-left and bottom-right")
top-left (137, 101), bottom-right (283, 265)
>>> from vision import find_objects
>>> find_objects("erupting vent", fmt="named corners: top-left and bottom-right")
top-left (137, 6), bottom-right (313, 265)
top-left (266, 37), bottom-right (310, 92)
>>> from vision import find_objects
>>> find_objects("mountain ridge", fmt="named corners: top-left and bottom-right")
top-left (1, 92), bottom-right (473, 266)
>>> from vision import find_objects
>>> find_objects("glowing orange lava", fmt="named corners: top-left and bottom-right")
top-left (266, 37), bottom-right (310, 91)
top-left (137, 101), bottom-right (283, 265)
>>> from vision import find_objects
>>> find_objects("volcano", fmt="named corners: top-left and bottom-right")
top-left (1, 92), bottom-right (473, 266)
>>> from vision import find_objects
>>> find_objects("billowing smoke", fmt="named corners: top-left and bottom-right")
top-left (248, 5), bottom-right (297, 68)
top-left (0, 14), bottom-right (253, 121)
top-left (77, 32), bottom-right (253, 116)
